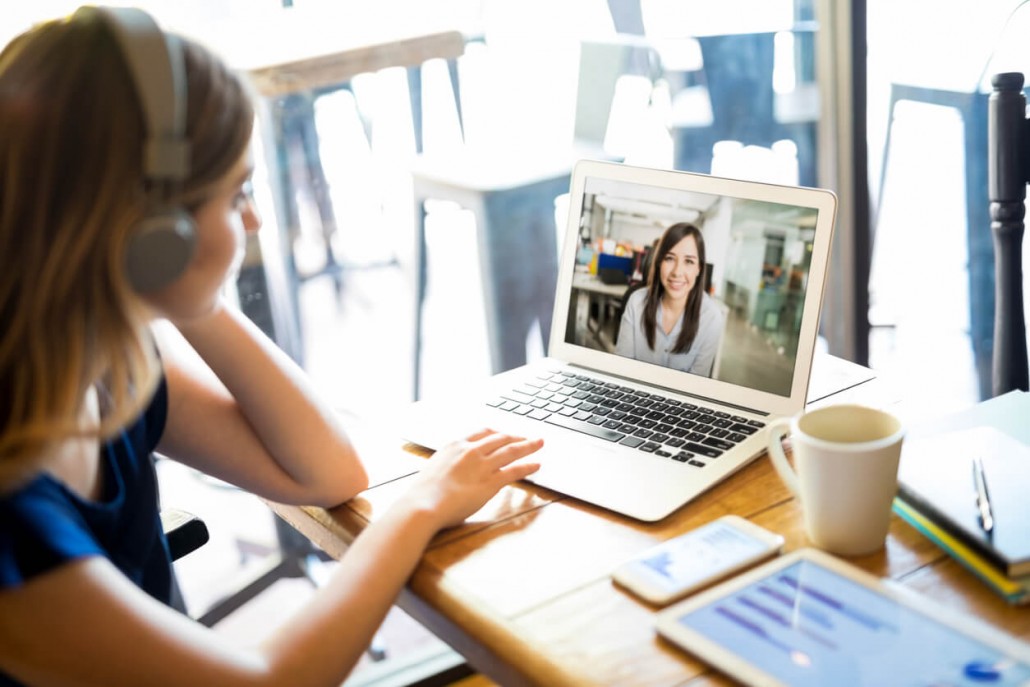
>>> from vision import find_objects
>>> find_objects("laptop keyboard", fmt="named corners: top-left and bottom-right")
top-left (487, 369), bottom-right (765, 469)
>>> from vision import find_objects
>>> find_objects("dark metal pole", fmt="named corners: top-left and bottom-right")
top-left (988, 72), bottom-right (1029, 394)
top-left (852, 0), bottom-right (871, 366)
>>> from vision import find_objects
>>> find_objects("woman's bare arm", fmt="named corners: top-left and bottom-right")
top-left (153, 305), bottom-right (368, 507)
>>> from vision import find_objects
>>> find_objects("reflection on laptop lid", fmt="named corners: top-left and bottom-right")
top-left (402, 160), bottom-right (837, 522)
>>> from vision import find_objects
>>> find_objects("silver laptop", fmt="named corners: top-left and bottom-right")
top-left (401, 160), bottom-right (837, 522)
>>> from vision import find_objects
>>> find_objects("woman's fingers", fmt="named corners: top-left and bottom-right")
top-left (496, 458), bottom-right (541, 484)
top-left (466, 433), bottom-right (543, 468)
top-left (463, 428), bottom-right (496, 443)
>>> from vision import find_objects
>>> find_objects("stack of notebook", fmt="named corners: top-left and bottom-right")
top-left (895, 392), bottom-right (1030, 605)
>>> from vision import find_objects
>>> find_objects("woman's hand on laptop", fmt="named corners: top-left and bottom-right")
top-left (403, 429), bottom-right (543, 530)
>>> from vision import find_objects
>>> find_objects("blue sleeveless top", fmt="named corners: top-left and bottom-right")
top-left (0, 379), bottom-right (172, 686)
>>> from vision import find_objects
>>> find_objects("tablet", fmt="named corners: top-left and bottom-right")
top-left (655, 548), bottom-right (1030, 687)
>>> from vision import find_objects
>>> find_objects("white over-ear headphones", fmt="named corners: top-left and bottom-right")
top-left (80, 6), bottom-right (196, 293)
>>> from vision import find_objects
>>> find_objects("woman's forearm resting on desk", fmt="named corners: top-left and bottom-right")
top-left (156, 304), bottom-right (368, 507)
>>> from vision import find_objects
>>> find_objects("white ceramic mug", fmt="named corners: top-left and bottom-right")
top-left (767, 404), bottom-right (905, 556)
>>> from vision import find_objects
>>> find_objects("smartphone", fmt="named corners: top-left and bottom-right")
top-left (612, 515), bottom-right (785, 606)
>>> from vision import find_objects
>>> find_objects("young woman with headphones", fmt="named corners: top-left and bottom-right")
top-left (0, 7), bottom-right (542, 686)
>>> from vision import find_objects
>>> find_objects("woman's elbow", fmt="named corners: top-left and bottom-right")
top-left (303, 447), bottom-right (370, 508)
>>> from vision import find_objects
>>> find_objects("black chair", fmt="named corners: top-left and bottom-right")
top-left (161, 507), bottom-right (209, 616)
top-left (987, 72), bottom-right (1030, 396)
top-left (161, 508), bottom-right (210, 561)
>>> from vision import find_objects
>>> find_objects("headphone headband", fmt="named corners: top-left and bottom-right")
top-left (78, 6), bottom-right (190, 181)
top-left (77, 5), bottom-right (197, 293)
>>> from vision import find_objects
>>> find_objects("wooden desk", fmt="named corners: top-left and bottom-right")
top-left (268, 357), bottom-right (1030, 686)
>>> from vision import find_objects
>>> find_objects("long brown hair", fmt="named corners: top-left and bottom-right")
top-left (642, 222), bottom-right (708, 354)
top-left (0, 13), bottom-right (254, 467)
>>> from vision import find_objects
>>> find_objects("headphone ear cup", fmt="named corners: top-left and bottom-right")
top-left (125, 209), bottom-right (197, 293)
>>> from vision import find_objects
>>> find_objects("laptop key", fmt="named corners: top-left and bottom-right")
top-left (730, 423), bottom-right (758, 435)
top-left (545, 413), bottom-right (626, 442)
top-left (684, 442), bottom-right (723, 458)
top-left (503, 390), bottom-right (536, 405)
top-left (619, 436), bottom-right (645, 448)
top-left (639, 442), bottom-right (661, 453)
top-left (703, 437), bottom-right (736, 451)
top-left (654, 449), bottom-right (672, 457)
top-left (688, 459), bottom-right (707, 467)
top-left (527, 409), bottom-right (551, 421)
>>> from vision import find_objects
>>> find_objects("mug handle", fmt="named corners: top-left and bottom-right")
top-left (766, 417), bottom-right (800, 497)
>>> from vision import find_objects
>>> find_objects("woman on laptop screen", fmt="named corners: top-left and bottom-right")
top-left (614, 222), bottom-right (725, 377)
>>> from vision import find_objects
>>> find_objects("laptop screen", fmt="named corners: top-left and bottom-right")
top-left (550, 161), bottom-right (836, 417)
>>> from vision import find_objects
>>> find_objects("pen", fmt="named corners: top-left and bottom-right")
top-left (973, 457), bottom-right (994, 535)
